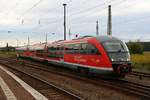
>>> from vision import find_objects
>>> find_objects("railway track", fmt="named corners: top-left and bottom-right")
top-left (130, 70), bottom-right (150, 79)
top-left (0, 58), bottom-right (83, 100)
top-left (0, 57), bottom-right (150, 99)
top-left (110, 79), bottom-right (150, 98)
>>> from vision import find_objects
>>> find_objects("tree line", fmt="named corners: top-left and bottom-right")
top-left (126, 42), bottom-right (150, 54)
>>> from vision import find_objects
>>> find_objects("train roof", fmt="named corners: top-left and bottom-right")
top-left (16, 36), bottom-right (121, 50)
top-left (61, 35), bottom-right (120, 43)
top-left (16, 46), bottom-right (27, 50)
top-left (16, 43), bottom-right (51, 51)
top-left (46, 35), bottom-right (121, 46)
top-left (96, 36), bottom-right (120, 42)
top-left (29, 43), bottom-right (45, 50)
top-left (51, 36), bottom-right (94, 44)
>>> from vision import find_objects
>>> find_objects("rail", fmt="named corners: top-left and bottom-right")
top-left (0, 58), bottom-right (83, 100)
top-left (0, 57), bottom-right (150, 99)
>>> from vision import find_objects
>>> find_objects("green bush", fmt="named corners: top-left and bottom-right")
top-left (127, 42), bottom-right (143, 54)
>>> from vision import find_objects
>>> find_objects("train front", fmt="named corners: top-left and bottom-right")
top-left (98, 36), bottom-right (131, 76)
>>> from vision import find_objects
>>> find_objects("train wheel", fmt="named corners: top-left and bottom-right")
top-left (119, 74), bottom-right (125, 78)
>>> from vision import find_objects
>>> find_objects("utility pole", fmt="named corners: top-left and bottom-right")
top-left (38, 19), bottom-right (40, 25)
top-left (69, 28), bottom-right (71, 40)
top-left (96, 21), bottom-right (99, 36)
top-left (63, 3), bottom-right (67, 40)
top-left (45, 33), bottom-right (47, 45)
top-left (16, 39), bottom-right (18, 47)
top-left (44, 33), bottom-right (48, 51)
top-left (27, 36), bottom-right (30, 50)
top-left (6, 43), bottom-right (9, 52)
top-left (107, 5), bottom-right (112, 36)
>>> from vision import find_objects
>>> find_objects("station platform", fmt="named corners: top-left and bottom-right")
top-left (0, 65), bottom-right (48, 100)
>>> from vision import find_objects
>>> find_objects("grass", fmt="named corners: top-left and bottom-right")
top-left (131, 52), bottom-right (150, 70)
top-left (0, 51), bottom-right (17, 57)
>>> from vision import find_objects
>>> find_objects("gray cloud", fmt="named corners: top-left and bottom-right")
top-left (0, 0), bottom-right (150, 46)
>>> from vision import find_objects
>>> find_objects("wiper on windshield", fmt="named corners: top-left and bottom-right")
top-left (118, 49), bottom-right (121, 52)
top-left (106, 50), bottom-right (128, 53)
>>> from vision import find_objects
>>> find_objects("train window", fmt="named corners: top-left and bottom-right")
top-left (47, 45), bottom-right (64, 58)
top-left (73, 44), bottom-right (80, 53)
top-left (56, 47), bottom-right (59, 50)
top-left (86, 44), bottom-right (100, 55)
top-left (65, 44), bottom-right (73, 54)
top-left (60, 46), bottom-right (64, 50)
top-left (65, 44), bottom-right (80, 54)
top-left (80, 43), bottom-right (88, 54)
top-left (102, 41), bottom-right (128, 52)
top-left (65, 43), bottom-right (100, 55)
top-left (48, 47), bottom-right (57, 52)
top-left (36, 50), bottom-right (44, 53)
top-left (56, 46), bottom-right (63, 58)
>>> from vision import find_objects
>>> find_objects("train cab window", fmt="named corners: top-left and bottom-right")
top-left (102, 41), bottom-right (128, 52)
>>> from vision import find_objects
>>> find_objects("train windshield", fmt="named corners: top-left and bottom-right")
top-left (102, 41), bottom-right (129, 52)
top-left (102, 40), bottom-right (130, 62)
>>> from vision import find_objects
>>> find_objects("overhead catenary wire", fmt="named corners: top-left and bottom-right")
top-left (8, 1), bottom-right (150, 41)
top-left (0, 0), bottom-right (23, 21)
top-left (68, 0), bottom-right (127, 22)
top-left (18, 0), bottom-right (44, 20)
top-left (1, 0), bottom-right (149, 30)
top-left (68, 0), bottom-right (148, 28)
top-left (19, 0), bottom-right (132, 24)
top-left (19, 0), bottom-right (150, 33)
top-left (0, 0), bottom-right (149, 46)
top-left (69, 0), bottom-right (126, 17)
top-left (17, 0), bottom-right (128, 27)
top-left (23, 0), bottom-right (44, 14)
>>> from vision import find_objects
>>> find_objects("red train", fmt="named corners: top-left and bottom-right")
top-left (17, 36), bottom-right (131, 77)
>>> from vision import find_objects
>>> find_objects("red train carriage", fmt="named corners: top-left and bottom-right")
top-left (17, 36), bottom-right (131, 77)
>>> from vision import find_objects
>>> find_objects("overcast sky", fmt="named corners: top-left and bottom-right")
top-left (0, 0), bottom-right (150, 46)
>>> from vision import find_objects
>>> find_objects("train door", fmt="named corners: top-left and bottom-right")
top-left (78, 43), bottom-right (101, 67)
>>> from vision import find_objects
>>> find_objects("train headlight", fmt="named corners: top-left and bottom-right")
top-left (127, 53), bottom-right (131, 61)
top-left (121, 58), bottom-right (124, 61)
top-left (127, 58), bottom-right (130, 61)
top-left (127, 55), bottom-right (130, 61)
top-left (111, 58), bottom-right (114, 61)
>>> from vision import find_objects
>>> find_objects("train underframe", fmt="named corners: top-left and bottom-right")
top-left (18, 55), bottom-right (131, 78)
